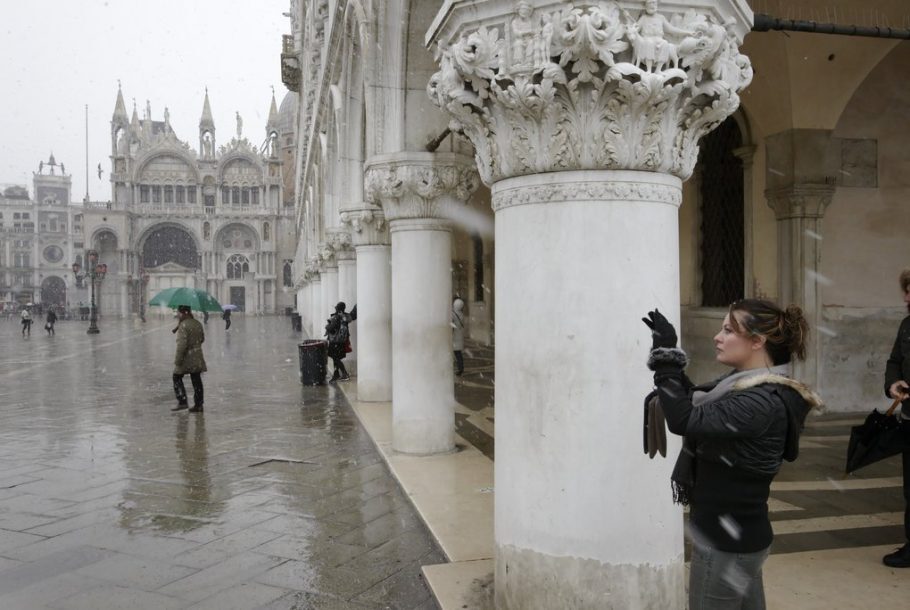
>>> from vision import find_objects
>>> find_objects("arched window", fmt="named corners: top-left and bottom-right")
top-left (226, 254), bottom-right (250, 279)
top-left (472, 234), bottom-right (484, 302)
top-left (283, 260), bottom-right (293, 287)
top-left (699, 116), bottom-right (744, 307)
top-left (263, 222), bottom-right (271, 241)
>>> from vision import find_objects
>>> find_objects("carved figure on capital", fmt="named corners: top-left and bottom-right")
top-left (624, 0), bottom-right (692, 72)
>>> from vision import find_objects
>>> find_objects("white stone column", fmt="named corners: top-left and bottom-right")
top-left (309, 274), bottom-right (322, 336)
top-left (336, 240), bottom-right (358, 366)
top-left (366, 152), bottom-right (479, 455)
top-left (766, 184), bottom-right (834, 388)
top-left (341, 209), bottom-right (392, 402)
top-left (320, 243), bottom-right (339, 329)
top-left (427, 1), bottom-right (753, 606)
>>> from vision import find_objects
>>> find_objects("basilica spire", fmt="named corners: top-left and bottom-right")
top-left (199, 87), bottom-right (215, 132)
top-left (112, 81), bottom-right (128, 124)
top-left (199, 87), bottom-right (216, 160)
top-left (266, 86), bottom-right (279, 134)
top-left (130, 99), bottom-right (140, 132)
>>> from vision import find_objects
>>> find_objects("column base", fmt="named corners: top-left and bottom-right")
top-left (495, 544), bottom-right (685, 610)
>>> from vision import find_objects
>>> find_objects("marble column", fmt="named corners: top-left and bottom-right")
top-left (320, 244), bottom-right (339, 329)
top-left (336, 237), bottom-right (358, 366)
top-left (766, 184), bottom-right (834, 388)
top-left (427, 1), bottom-right (753, 607)
top-left (341, 208), bottom-right (392, 402)
top-left (366, 152), bottom-right (479, 455)
top-left (309, 272), bottom-right (322, 337)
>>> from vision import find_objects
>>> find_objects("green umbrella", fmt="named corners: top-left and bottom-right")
top-left (148, 287), bottom-right (223, 313)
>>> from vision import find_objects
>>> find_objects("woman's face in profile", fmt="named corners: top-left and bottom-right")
top-left (713, 313), bottom-right (756, 368)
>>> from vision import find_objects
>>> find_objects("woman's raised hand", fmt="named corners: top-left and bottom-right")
top-left (642, 309), bottom-right (678, 350)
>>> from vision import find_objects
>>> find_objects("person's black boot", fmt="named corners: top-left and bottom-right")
top-left (883, 543), bottom-right (910, 567)
top-left (171, 403), bottom-right (188, 412)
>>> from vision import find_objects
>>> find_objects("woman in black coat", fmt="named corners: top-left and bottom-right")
top-left (325, 302), bottom-right (356, 382)
top-left (643, 300), bottom-right (821, 610)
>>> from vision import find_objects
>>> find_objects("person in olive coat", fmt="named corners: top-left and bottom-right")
top-left (171, 305), bottom-right (207, 413)
top-left (882, 269), bottom-right (910, 568)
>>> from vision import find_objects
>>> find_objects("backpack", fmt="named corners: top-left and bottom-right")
top-left (334, 319), bottom-right (350, 345)
top-left (327, 314), bottom-right (350, 344)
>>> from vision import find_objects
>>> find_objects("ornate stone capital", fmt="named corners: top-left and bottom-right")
top-left (426, 0), bottom-right (753, 184)
top-left (765, 184), bottom-right (834, 221)
top-left (340, 207), bottom-right (391, 247)
top-left (326, 228), bottom-right (354, 261)
top-left (318, 241), bottom-right (338, 269)
top-left (304, 256), bottom-right (322, 281)
top-left (364, 152), bottom-right (480, 223)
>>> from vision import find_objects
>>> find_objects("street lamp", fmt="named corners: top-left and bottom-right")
top-left (129, 268), bottom-right (150, 322)
top-left (72, 250), bottom-right (106, 334)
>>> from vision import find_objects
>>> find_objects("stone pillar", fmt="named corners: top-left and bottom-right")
top-left (766, 185), bottom-right (834, 388)
top-left (341, 208), bottom-right (392, 401)
top-left (309, 272), bottom-right (322, 337)
top-left (336, 238), bottom-right (358, 366)
top-left (320, 244), bottom-right (339, 328)
top-left (427, 1), bottom-right (753, 607)
top-left (366, 152), bottom-right (479, 454)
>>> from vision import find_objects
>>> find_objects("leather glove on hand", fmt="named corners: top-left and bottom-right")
top-left (642, 309), bottom-right (678, 350)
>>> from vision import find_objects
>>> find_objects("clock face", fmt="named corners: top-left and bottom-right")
top-left (43, 245), bottom-right (64, 263)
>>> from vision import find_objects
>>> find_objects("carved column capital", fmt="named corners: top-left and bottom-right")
top-left (765, 184), bottom-right (835, 220)
top-left (364, 152), bottom-right (480, 224)
top-left (340, 207), bottom-right (391, 247)
top-left (426, 0), bottom-right (753, 184)
top-left (304, 256), bottom-right (322, 281)
top-left (327, 228), bottom-right (356, 261)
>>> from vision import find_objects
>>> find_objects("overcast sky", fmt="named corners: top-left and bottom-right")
top-left (0, 0), bottom-right (289, 202)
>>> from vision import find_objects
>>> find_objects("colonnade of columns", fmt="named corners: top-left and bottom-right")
top-left (291, 1), bottom-right (753, 607)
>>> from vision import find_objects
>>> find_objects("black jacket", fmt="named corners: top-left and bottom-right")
top-left (649, 348), bottom-right (820, 552)
top-left (884, 315), bottom-right (910, 415)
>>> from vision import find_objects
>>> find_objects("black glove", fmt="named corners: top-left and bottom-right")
top-left (642, 309), bottom-right (677, 350)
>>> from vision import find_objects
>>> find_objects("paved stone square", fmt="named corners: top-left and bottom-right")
top-left (0, 315), bottom-right (442, 609)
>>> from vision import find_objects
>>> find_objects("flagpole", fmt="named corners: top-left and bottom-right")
top-left (84, 104), bottom-right (89, 203)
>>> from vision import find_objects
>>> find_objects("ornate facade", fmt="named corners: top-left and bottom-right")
top-left (0, 156), bottom-right (81, 311)
top-left (79, 86), bottom-right (298, 317)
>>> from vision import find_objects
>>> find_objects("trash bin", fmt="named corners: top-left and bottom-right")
top-left (298, 340), bottom-right (327, 385)
top-left (291, 313), bottom-right (302, 332)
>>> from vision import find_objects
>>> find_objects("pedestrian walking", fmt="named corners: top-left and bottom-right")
top-left (452, 297), bottom-right (465, 376)
top-left (45, 309), bottom-right (56, 335)
top-left (325, 302), bottom-right (356, 382)
top-left (222, 309), bottom-right (231, 331)
top-left (881, 269), bottom-right (910, 568)
top-left (20, 308), bottom-right (32, 336)
top-left (171, 305), bottom-right (207, 413)
top-left (642, 300), bottom-right (820, 609)
top-left (203, 310), bottom-right (209, 324)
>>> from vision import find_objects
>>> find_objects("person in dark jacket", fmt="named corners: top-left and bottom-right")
top-left (643, 299), bottom-right (820, 610)
top-left (171, 306), bottom-right (207, 413)
top-left (882, 268), bottom-right (910, 568)
top-left (222, 309), bottom-right (231, 331)
top-left (325, 301), bottom-right (356, 382)
top-left (45, 309), bottom-right (56, 335)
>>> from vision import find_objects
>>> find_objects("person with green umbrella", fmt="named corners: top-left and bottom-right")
top-left (172, 305), bottom-right (207, 413)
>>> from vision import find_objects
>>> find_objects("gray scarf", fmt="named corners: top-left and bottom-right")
top-left (692, 365), bottom-right (790, 407)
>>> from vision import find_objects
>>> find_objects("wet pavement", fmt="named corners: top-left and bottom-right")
top-left (0, 315), bottom-right (442, 609)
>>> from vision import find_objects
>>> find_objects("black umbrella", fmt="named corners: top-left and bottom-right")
top-left (845, 397), bottom-right (908, 474)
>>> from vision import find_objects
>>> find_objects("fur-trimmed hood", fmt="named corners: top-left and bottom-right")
top-left (733, 373), bottom-right (824, 411)
top-left (732, 372), bottom-right (820, 464)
